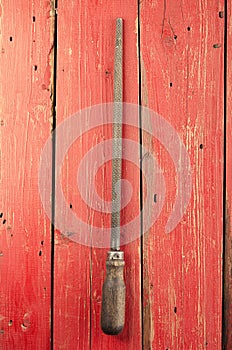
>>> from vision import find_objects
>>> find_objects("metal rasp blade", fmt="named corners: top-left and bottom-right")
top-left (111, 17), bottom-right (123, 251)
top-left (101, 18), bottom-right (126, 336)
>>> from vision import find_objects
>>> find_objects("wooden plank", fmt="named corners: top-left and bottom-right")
top-left (54, 1), bottom-right (141, 349)
top-left (140, 0), bottom-right (224, 348)
top-left (223, 1), bottom-right (232, 348)
top-left (0, 1), bottom-right (54, 348)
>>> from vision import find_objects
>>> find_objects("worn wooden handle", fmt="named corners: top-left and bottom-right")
top-left (101, 257), bottom-right (125, 335)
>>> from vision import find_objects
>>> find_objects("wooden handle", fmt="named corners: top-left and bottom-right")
top-left (101, 256), bottom-right (125, 335)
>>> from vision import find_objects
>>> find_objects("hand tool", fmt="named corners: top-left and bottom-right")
top-left (101, 18), bottom-right (126, 335)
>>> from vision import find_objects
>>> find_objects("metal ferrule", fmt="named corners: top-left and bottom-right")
top-left (107, 251), bottom-right (124, 261)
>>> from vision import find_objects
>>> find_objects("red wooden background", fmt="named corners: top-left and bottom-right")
top-left (0, 1), bottom-right (231, 349)
top-left (140, 1), bottom-right (224, 348)
top-left (0, 1), bottom-right (53, 349)
top-left (53, 1), bottom-right (141, 349)
top-left (224, 0), bottom-right (232, 348)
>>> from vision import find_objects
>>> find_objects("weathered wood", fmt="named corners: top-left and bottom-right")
top-left (52, 2), bottom-right (91, 347)
top-left (54, 1), bottom-right (141, 349)
top-left (1, 1), bottom-right (227, 348)
top-left (0, 1), bottom-right (54, 348)
top-left (140, 0), bottom-right (224, 348)
top-left (223, 1), bottom-right (232, 348)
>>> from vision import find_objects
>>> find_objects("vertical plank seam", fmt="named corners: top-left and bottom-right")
top-left (51, 1), bottom-right (58, 349)
top-left (137, 1), bottom-right (144, 348)
top-left (90, 242), bottom-right (92, 349)
top-left (222, 0), bottom-right (229, 348)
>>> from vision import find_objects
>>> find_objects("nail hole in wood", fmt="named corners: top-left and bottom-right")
top-left (219, 11), bottom-right (224, 18)
top-left (33, 16), bottom-right (36, 22)
top-left (170, 82), bottom-right (173, 87)
top-left (199, 144), bottom-right (204, 149)
top-left (39, 250), bottom-right (42, 256)
top-left (9, 37), bottom-right (13, 41)
top-left (34, 65), bottom-right (37, 71)
top-left (0, 213), bottom-right (3, 218)
top-left (2, 219), bottom-right (6, 224)
top-left (66, 231), bottom-right (75, 237)
top-left (21, 323), bottom-right (28, 330)
top-left (70, 203), bottom-right (72, 209)
top-left (154, 194), bottom-right (157, 202)
top-left (187, 26), bottom-right (191, 31)
top-left (213, 43), bottom-right (222, 48)
top-left (174, 35), bottom-right (177, 40)
top-left (8, 320), bottom-right (13, 326)
top-left (41, 240), bottom-right (44, 245)
top-left (174, 306), bottom-right (177, 313)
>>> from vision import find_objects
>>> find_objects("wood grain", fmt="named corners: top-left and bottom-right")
top-left (223, 1), bottom-right (232, 348)
top-left (54, 1), bottom-right (141, 349)
top-left (140, 0), bottom-right (224, 348)
top-left (0, 1), bottom-right (227, 349)
top-left (0, 1), bottom-right (54, 348)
